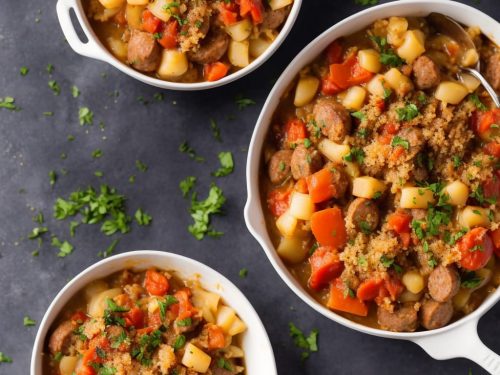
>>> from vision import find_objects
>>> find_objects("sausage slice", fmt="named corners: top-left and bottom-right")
top-left (48, 320), bottom-right (75, 355)
top-left (377, 304), bottom-right (418, 332)
top-left (268, 150), bottom-right (293, 184)
top-left (420, 299), bottom-right (454, 330)
top-left (412, 55), bottom-right (441, 89)
top-left (346, 198), bottom-right (380, 233)
top-left (427, 265), bottom-right (460, 302)
top-left (187, 30), bottom-right (229, 64)
top-left (261, 6), bottom-right (290, 30)
top-left (313, 98), bottom-right (351, 143)
top-left (485, 52), bottom-right (500, 91)
top-left (127, 30), bottom-right (161, 72)
top-left (290, 145), bottom-right (323, 180)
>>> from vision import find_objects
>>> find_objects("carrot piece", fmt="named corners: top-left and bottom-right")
top-left (267, 183), bottom-right (293, 217)
top-left (141, 10), bottom-right (162, 34)
top-left (325, 41), bottom-right (343, 64)
top-left (321, 76), bottom-right (343, 95)
top-left (348, 60), bottom-right (374, 85)
top-left (218, 2), bottom-right (239, 25)
top-left (327, 278), bottom-right (368, 317)
top-left (308, 246), bottom-right (343, 291)
top-left (458, 227), bottom-right (494, 271)
top-left (79, 348), bottom-right (100, 375)
top-left (484, 142), bottom-right (500, 158)
top-left (239, 0), bottom-right (264, 24)
top-left (284, 119), bottom-right (307, 145)
top-left (390, 146), bottom-right (405, 163)
top-left (310, 207), bottom-right (347, 248)
top-left (158, 21), bottom-right (178, 49)
top-left (124, 307), bottom-right (145, 329)
top-left (328, 54), bottom-right (374, 90)
top-left (144, 269), bottom-right (169, 296)
top-left (387, 211), bottom-right (411, 234)
top-left (208, 325), bottom-right (226, 349)
top-left (294, 178), bottom-right (309, 194)
top-left (477, 109), bottom-right (500, 135)
top-left (356, 278), bottom-right (384, 301)
top-left (306, 168), bottom-right (340, 203)
top-left (174, 288), bottom-right (196, 320)
top-left (204, 62), bottom-right (230, 82)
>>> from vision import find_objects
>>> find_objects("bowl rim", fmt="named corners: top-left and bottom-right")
top-left (244, 0), bottom-right (500, 340)
top-left (59, 0), bottom-right (302, 91)
top-left (30, 250), bottom-right (277, 374)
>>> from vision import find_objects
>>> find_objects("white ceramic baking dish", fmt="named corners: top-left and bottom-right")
top-left (30, 250), bottom-right (277, 374)
top-left (244, 1), bottom-right (500, 373)
top-left (56, 0), bottom-right (302, 91)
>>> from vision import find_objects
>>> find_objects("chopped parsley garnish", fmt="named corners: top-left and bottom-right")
top-left (461, 271), bottom-right (482, 288)
top-left (28, 226), bottom-right (48, 239)
top-left (469, 93), bottom-right (487, 111)
top-left (343, 147), bottom-right (365, 164)
top-left (176, 317), bottom-right (192, 327)
top-left (357, 128), bottom-right (370, 138)
top-left (135, 160), bottom-right (148, 172)
top-left (173, 335), bottom-right (186, 351)
top-left (239, 268), bottom-right (248, 278)
top-left (20, 66), bottom-right (29, 76)
top-left (358, 255), bottom-right (367, 267)
top-left (373, 191), bottom-right (382, 200)
top-left (0, 96), bottom-right (19, 111)
top-left (210, 119), bottom-right (222, 142)
top-left (188, 184), bottom-right (226, 240)
top-left (452, 155), bottom-right (462, 169)
top-left (51, 236), bottom-right (74, 257)
top-left (103, 298), bottom-right (128, 327)
top-left (49, 170), bottom-right (57, 186)
top-left (46, 63), bottom-right (54, 74)
top-left (79, 107), bottom-right (94, 125)
top-left (153, 92), bottom-right (163, 101)
top-left (94, 171), bottom-right (103, 177)
top-left (43, 111), bottom-right (54, 116)
top-left (212, 151), bottom-right (234, 177)
top-left (98, 239), bottom-right (120, 258)
top-left (359, 221), bottom-right (372, 235)
top-left (179, 141), bottom-right (204, 162)
top-left (470, 185), bottom-right (497, 205)
top-left (180, 176), bottom-right (196, 198)
top-left (355, 0), bottom-right (378, 5)
top-left (235, 94), bottom-right (256, 110)
top-left (158, 295), bottom-right (178, 321)
top-left (23, 316), bottom-right (36, 327)
top-left (396, 103), bottom-right (419, 121)
top-left (71, 85), bottom-right (80, 98)
top-left (134, 209), bottom-right (152, 226)
top-left (369, 36), bottom-right (404, 67)
top-left (92, 149), bottom-right (103, 159)
top-left (303, 138), bottom-right (312, 148)
top-left (0, 352), bottom-right (13, 363)
top-left (217, 358), bottom-right (233, 371)
top-left (131, 329), bottom-right (163, 366)
top-left (48, 80), bottom-right (61, 95)
top-left (289, 322), bottom-right (318, 361)
top-left (417, 92), bottom-right (427, 103)
top-left (110, 331), bottom-right (128, 349)
top-left (33, 212), bottom-right (44, 224)
top-left (380, 255), bottom-right (402, 273)
top-left (383, 86), bottom-right (393, 100)
top-left (351, 111), bottom-right (366, 120)
top-left (391, 136), bottom-right (410, 150)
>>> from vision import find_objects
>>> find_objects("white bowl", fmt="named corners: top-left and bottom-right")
top-left (244, 1), bottom-right (500, 372)
top-left (56, 0), bottom-right (302, 91)
top-left (30, 250), bottom-right (277, 374)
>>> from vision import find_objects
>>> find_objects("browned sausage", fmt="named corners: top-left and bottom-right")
top-left (290, 144), bottom-right (323, 180)
top-left (48, 320), bottom-right (75, 355)
top-left (412, 55), bottom-right (441, 89)
top-left (346, 198), bottom-right (380, 233)
top-left (268, 150), bottom-right (293, 184)
top-left (377, 304), bottom-right (418, 332)
top-left (414, 248), bottom-right (434, 276)
top-left (485, 52), bottom-right (500, 91)
top-left (261, 6), bottom-right (290, 30)
top-left (427, 265), bottom-right (460, 302)
top-left (397, 127), bottom-right (424, 155)
top-left (420, 299), bottom-right (454, 330)
top-left (313, 98), bottom-right (351, 143)
top-left (187, 30), bottom-right (229, 64)
top-left (127, 30), bottom-right (161, 72)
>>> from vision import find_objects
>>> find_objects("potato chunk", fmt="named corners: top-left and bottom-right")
top-left (402, 270), bottom-right (424, 294)
top-left (289, 192), bottom-right (315, 220)
top-left (228, 40), bottom-right (250, 68)
top-left (318, 139), bottom-right (350, 164)
top-left (157, 50), bottom-right (188, 79)
top-left (352, 176), bottom-right (386, 199)
top-left (397, 30), bottom-right (426, 63)
top-left (276, 210), bottom-right (298, 237)
top-left (294, 76), bottom-right (320, 107)
top-left (400, 187), bottom-right (435, 209)
top-left (384, 68), bottom-right (413, 96)
top-left (358, 49), bottom-right (381, 73)
top-left (458, 206), bottom-right (491, 228)
top-left (276, 236), bottom-right (308, 263)
top-left (182, 343), bottom-right (212, 373)
top-left (442, 181), bottom-right (469, 206)
top-left (434, 81), bottom-right (469, 104)
top-left (342, 86), bottom-right (367, 111)
top-left (226, 19), bottom-right (253, 42)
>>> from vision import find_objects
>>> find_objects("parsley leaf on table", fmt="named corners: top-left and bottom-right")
top-left (79, 107), bottom-right (93, 125)
top-left (180, 176), bottom-right (196, 198)
top-left (188, 184), bottom-right (226, 240)
top-left (134, 209), bottom-right (152, 226)
top-left (212, 151), bottom-right (234, 177)
top-left (289, 323), bottom-right (319, 361)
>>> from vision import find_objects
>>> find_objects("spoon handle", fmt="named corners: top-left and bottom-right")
top-left (463, 68), bottom-right (500, 108)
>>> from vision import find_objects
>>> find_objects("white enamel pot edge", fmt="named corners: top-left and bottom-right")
top-left (56, 0), bottom-right (302, 91)
top-left (244, 1), bottom-right (500, 373)
top-left (30, 250), bottom-right (277, 375)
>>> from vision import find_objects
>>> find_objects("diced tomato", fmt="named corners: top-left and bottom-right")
top-left (473, 109), bottom-right (500, 139)
top-left (484, 142), bottom-right (500, 158)
top-left (218, 2), bottom-right (239, 25)
top-left (204, 62), bottom-right (230, 82)
top-left (142, 10), bottom-right (162, 34)
top-left (294, 178), bottom-right (309, 194)
top-left (239, 0), bottom-right (264, 24)
top-left (144, 269), bottom-right (169, 296)
top-left (79, 348), bottom-right (101, 375)
top-left (375, 97), bottom-right (386, 112)
top-left (327, 278), bottom-right (368, 317)
top-left (327, 53), bottom-right (374, 90)
top-left (325, 41), bottom-right (343, 64)
top-left (124, 307), bottom-right (145, 329)
top-left (491, 228), bottom-right (500, 258)
top-left (306, 168), bottom-right (340, 203)
top-left (458, 227), bottom-right (494, 271)
top-left (157, 21), bottom-right (178, 49)
top-left (284, 119), bottom-right (307, 145)
top-left (390, 146), bottom-right (405, 163)
top-left (321, 76), bottom-right (343, 95)
top-left (384, 275), bottom-right (404, 301)
top-left (136, 326), bottom-right (155, 336)
top-left (387, 211), bottom-right (412, 248)
top-left (207, 325), bottom-right (226, 349)
top-left (310, 207), bottom-right (347, 248)
top-left (267, 183), bottom-right (293, 217)
top-left (356, 278), bottom-right (384, 301)
top-left (174, 288), bottom-right (196, 320)
top-left (70, 311), bottom-right (88, 325)
top-left (378, 133), bottom-right (392, 145)
top-left (383, 123), bottom-right (399, 135)
top-left (308, 246), bottom-right (344, 291)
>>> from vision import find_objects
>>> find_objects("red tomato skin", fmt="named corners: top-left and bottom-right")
top-left (458, 227), bottom-right (494, 271)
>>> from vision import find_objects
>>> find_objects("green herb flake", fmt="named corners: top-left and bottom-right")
top-left (173, 335), bottom-right (186, 351)
top-left (391, 136), bottom-right (410, 150)
top-left (210, 119), bottom-right (222, 142)
top-left (396, 103), bottom-right (419, 122)
top-left (71, 85), bottom-right (80, 98)
top-left (134, 208), bottom-right (152, 226)
top-left (343, 147), bottom-right (365, 164)
top-left (0, 96), bottom-right (19, 111)
top-left (23, 316), bottom-right (36, 327)
top-left (49, 170), bottom-right (57, 187)
top-left (351, 111), bottom-right (366, 121)
top-left (188, 184), bottom-right (226, 240)
top-left (235, 94), bottom-right (256, 110)
top-left (92, 149), bottom-right (103, 159)
top-left (0, 352), bottom-right (13, 363)
top-left (180, 176), bottom-right (196, 198)
top-left (239, 268), bottom-right (248, 278)
top-left (212, 151), bottom-right (234, 177)
top-left (176, 317), bottom-right (192, 327)
top-left (179, 141), bottom-right (204, 162)
top-left (48, 80), bottom-right (61, 95)
top-left (20, 66), bottom-right (29, 76)
top-left (46, 63), bottom-right (54, 74)
top-left (28, 226), bottom-right (48, 240)
top-left (452, 155), bottom-right (462, 169)
top-left (79, 107), bottom-right (93, 126)
top-left (355, 0), bottom-right (379, 5)
top-left (469, 93), bottom-right (487, 111)
top-left (289, 322), bottom-right (319, 361)
top-left (461, 271), bottom-right (482, 288)
top-left (217, 358), bottom-right (233, 371)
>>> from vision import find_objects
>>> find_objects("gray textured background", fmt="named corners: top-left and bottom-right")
top-left (0, 0), bottom-right (499, 374)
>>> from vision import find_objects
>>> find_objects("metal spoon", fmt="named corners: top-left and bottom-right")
top-left (428, 12), bottom-right (499, 108)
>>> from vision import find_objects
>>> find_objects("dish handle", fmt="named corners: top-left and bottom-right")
top-left (56, 0), bottom-right (102, 60)
top-left (412, 320), bottom-right (500, 374)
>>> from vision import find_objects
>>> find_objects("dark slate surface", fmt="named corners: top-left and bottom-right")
top-left (0, 0), bottom-right (499, 374)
